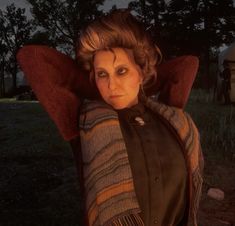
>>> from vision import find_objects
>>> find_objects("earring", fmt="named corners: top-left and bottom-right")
top-left (139, 83), bottom-right (147, 102)
top-left (140, 83), bottom-right (145, 96)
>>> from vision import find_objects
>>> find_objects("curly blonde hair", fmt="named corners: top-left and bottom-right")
top-left (77, 9), bottom-right (162, 88)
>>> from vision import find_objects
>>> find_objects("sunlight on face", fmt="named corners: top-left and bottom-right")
top-left (93, 48), bottom-right (143, 109)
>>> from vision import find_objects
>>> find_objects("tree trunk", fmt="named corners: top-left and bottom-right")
top-left (203, 0), bottom-right (211, 90)
top-left (0, 59), bottom-right (6, 97)
top-left (12, 59), bottom-right (18, 95)
top-left (204, 48), bottom-right (211, 89)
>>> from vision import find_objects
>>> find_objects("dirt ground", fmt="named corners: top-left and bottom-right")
top-left (198, 158), bottom-right (235, 226)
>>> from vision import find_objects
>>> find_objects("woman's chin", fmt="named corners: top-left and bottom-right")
top-left (108, 100), bottom-right (137, 110)
top-left (106, 100), bottom-right (127, 110)
top-left (108, 103), bottom-right (126, 110)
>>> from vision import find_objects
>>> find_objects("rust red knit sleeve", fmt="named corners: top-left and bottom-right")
top-left (146, 56), bottom-right (199, 109)
top-left (17, 45), bottom-right (94, 141)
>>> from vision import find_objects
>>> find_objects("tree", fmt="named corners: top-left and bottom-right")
top-left (128, 0), bottom-right (167, 31)
top-left (27, 0), bottom-right (105, 56)
top-left (0, 14), bottom-right (7, 97)
top-left (0, 42), bottom-right (8, 97)
top-left (128, 0), bottom-right (235, 89)
top-left (128, 0), bottom-right (170, 58)
top-left (0, 4), bottom-right (35, 95)
top-left (166, 0), bottom-right (235, 88)
top-left (25, 31), bottom-right (55, 46)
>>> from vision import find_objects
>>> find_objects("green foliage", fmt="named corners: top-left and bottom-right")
top-left (0, 3), bottom-right (35, 95)
top-left (25, 31), bottom-right (56, 46)
top-left (167, 0), bottom-right (235, 54)
top-left (128, 0), bottom-right (235, 89)
top-left (26, 0), bottom-right (105, 55)
top-left (0, 4), bottom-right (35, 55)
top-left (128, 0), bottom-right (235, 57)
top-left (128, 0), bottom-right (167, 39)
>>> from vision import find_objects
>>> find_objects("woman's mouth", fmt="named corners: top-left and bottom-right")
top-left (110, 95), bottom-right (124, 98)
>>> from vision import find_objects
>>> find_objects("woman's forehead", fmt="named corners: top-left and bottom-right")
top-left (93, 48), bottom-right (135, 68)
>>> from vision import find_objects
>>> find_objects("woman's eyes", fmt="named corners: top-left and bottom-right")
top-left (96, 67), bottom-right (128, 78)
top-left (97, 71), bottom-right (108, 78)
top-left (117, 67), bottom-right (128, 75)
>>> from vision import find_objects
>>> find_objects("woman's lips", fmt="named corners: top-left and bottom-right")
top-left (109, 95), bottom-right (124, 98)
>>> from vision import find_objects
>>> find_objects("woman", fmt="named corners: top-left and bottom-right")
top-left (76, 9), bottom-right (203, 226)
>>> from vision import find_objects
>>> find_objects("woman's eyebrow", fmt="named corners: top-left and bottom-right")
top-left (94, 67), bottom-right (106, 71)
top-left (115, 64), bottom-right (129, 68)
top-left (94, 64), bottom-right (128, 71)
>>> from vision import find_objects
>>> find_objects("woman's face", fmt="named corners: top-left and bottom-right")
top-left (93, 48), bottom-right (143, 109)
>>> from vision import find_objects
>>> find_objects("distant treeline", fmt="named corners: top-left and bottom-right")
top-left (1, 0), bottom-right (235, 96)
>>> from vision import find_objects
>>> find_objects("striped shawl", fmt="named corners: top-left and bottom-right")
top-left (79, 97), bottom-right (203, 226)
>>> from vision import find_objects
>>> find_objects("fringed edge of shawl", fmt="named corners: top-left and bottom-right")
top-left (108, 213), bottom-right (144, 226)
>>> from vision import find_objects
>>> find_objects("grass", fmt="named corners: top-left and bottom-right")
top-left (186, 89), bottom-right (235, 161)
top-left (0, 90), bottom-right (235, 226)
top-left (0, 99), bottom-right (83, 226)
top-left (186, 90), bottom-right (235, 206)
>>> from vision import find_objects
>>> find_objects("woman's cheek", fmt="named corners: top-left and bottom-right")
top-left (96, 80), bottom-right (107, 96)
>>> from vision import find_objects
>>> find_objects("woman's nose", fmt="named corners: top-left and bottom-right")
top-left (108, 76), bottom-right (118, 90)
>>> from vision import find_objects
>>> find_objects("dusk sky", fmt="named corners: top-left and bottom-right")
top-left (0, 0), bottom-right (131, 16)
top-left (1, 0), bottom-right (234, 16)
top-left (0, 0), bottom-right (29, 10)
